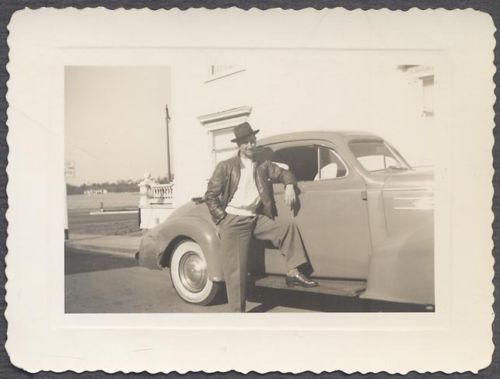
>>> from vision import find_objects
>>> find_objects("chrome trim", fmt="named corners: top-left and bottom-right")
top-left (393, 195), bottom-right (434, 210)
top-left (384, 187), bottom-right (432, 192)
top-left (179, 251), bottom-right (207, 293)
top-left (393, 207), bottom-right (433, 210)
top-left (394, 196), bottom-right (432, 200)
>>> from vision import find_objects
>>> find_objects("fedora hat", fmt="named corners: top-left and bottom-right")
top-left (231, 122), bottom-right (260, 143)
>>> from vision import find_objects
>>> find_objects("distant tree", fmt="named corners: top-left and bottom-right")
top-left (66, 178), bottom-right (142, 194)
top-left (156, 175), bottom-right (174, 184)
top-left (66, 175), bottom-right (179, 194)
top-left (66, 183), bottom-right (83, 195)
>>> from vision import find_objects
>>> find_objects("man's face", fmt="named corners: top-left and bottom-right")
top-left (237, 135), bottom-right (257, 159)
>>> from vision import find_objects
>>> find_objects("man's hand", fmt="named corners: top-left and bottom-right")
top-left (284, 184), bottom-right (297, 209)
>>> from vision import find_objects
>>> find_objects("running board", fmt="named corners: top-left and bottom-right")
top-left (251, 275), bottom-right (366, 297)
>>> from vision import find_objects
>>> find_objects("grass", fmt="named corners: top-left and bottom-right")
top-left (67, 192), bottom-right (140, 210)
top-left (67, 192), bottom-right (142, 235)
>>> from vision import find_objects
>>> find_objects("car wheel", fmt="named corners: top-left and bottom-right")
top-left (169, 240), bottom-right (220, 305)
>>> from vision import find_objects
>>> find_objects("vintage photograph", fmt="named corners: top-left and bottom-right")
top-left (6, 8), bottom-right (494, 374)
top-left (64, 60), bottom-right (435, 313)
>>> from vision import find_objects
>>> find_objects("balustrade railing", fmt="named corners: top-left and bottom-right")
top-left (138, 174), bottom-right (174, 206)
top-left (149, 183), bottom-right (174, 200)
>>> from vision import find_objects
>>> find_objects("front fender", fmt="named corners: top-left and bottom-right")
top-left (360, 220), bottom-right (434, 305)
top-left (138, 216), bottom-right (224, 281)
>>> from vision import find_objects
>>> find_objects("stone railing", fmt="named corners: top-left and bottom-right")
top-left (138, 174), bottom-right (174, 206)
top-left (149, 183), bottom-right (174, 200)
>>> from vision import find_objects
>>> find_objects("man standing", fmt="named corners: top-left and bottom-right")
top-left (205, 122), bottom-right (318, 313)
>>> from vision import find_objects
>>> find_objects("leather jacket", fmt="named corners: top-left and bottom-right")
top-left (205, 154), bottom-right (297, 224)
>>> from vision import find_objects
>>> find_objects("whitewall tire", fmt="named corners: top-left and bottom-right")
top-left (169, 240), bottom-right (220, 305)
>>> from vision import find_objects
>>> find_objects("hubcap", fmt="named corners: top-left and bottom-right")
top-left (179, 251), bottom-right (207, 293)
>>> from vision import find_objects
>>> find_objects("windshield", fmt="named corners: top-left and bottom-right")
top-left (349, 140), bottom-right (411, 172)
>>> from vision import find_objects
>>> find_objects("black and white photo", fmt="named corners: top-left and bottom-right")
top-left (5, 8), bottom-right (495, 374)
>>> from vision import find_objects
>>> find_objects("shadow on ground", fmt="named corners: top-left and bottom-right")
top-left (65, 248), bottom-right (137, 275)
top-left (247, 286), bottom-right (432, 313)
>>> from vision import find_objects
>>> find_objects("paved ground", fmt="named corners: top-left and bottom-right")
top-left (65, 245), bottom-right (429, 313)
top-left (65, 210), bottom-right (431, 313)
top-left (65, 246), bottom-right (314, 313)
top-left (65, 233), bottom-right (142, 256)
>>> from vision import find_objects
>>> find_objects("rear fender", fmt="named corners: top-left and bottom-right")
top-left (138, 217), bottom-right (224, 281)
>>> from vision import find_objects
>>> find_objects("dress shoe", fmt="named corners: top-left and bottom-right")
top-left (285, 272), bottom-right (319, 288)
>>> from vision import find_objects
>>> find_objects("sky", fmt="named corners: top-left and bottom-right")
top-left (65, 66), bottom-right (171, 185)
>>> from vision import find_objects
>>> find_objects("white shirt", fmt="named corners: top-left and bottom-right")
top-left (225, 156), bottom-right (261, 216)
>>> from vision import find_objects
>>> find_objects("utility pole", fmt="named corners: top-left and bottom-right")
top-left (165, 105), bottom-right (172, 183)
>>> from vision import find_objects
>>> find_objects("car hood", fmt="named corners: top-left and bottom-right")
top-left (382, 167), bottom-right (434, 191)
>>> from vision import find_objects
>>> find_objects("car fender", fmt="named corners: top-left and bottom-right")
top-left (360, 221), bottom-right (434, 305)
top-left (138, 216), bottom-right (224, 281)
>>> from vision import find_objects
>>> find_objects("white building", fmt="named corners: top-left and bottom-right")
top-left (141, 57), bottom-right (434, 228)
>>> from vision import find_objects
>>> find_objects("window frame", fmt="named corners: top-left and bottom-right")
top-left (211, 127), bottom-right (238, 168)
top-left (315, 145), bottom-right (350, 181)
top-left (204, 66), bottom-right (246, 83)
top-left (266, 140), bottom-right (350, 183)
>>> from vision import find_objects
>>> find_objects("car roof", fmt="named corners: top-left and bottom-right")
top-left (258, 130), bottom-right (383, 146)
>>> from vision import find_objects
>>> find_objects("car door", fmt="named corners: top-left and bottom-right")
top-left (264, 141), bottom-right (372, 279)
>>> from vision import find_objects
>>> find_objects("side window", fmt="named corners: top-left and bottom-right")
top-left (272, 145), bottom-right (317, 181)
top-left (316, 146), bottom-right (348, 180)
top-left (271, 144), bottom-right (347, 182)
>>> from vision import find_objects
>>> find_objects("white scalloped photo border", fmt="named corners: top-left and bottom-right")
top-left (4, 8), bottom-right (496, 374)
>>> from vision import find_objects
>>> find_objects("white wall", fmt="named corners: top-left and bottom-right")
top-left (171, 51), bottom-right (435, 206)
top-left (170, 64), bottom-right (214, 206)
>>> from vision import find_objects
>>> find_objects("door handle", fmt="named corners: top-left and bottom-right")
top-left (361, 190), bottom-right (367, 201)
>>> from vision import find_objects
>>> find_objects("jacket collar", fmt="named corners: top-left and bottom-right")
top-left (230, 151), bottom-right (262, 167)
top-left (229, 153), bottom-right (242, 169)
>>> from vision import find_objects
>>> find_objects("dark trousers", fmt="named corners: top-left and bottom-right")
top-left (218, 213), bottom-right (308, 312)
